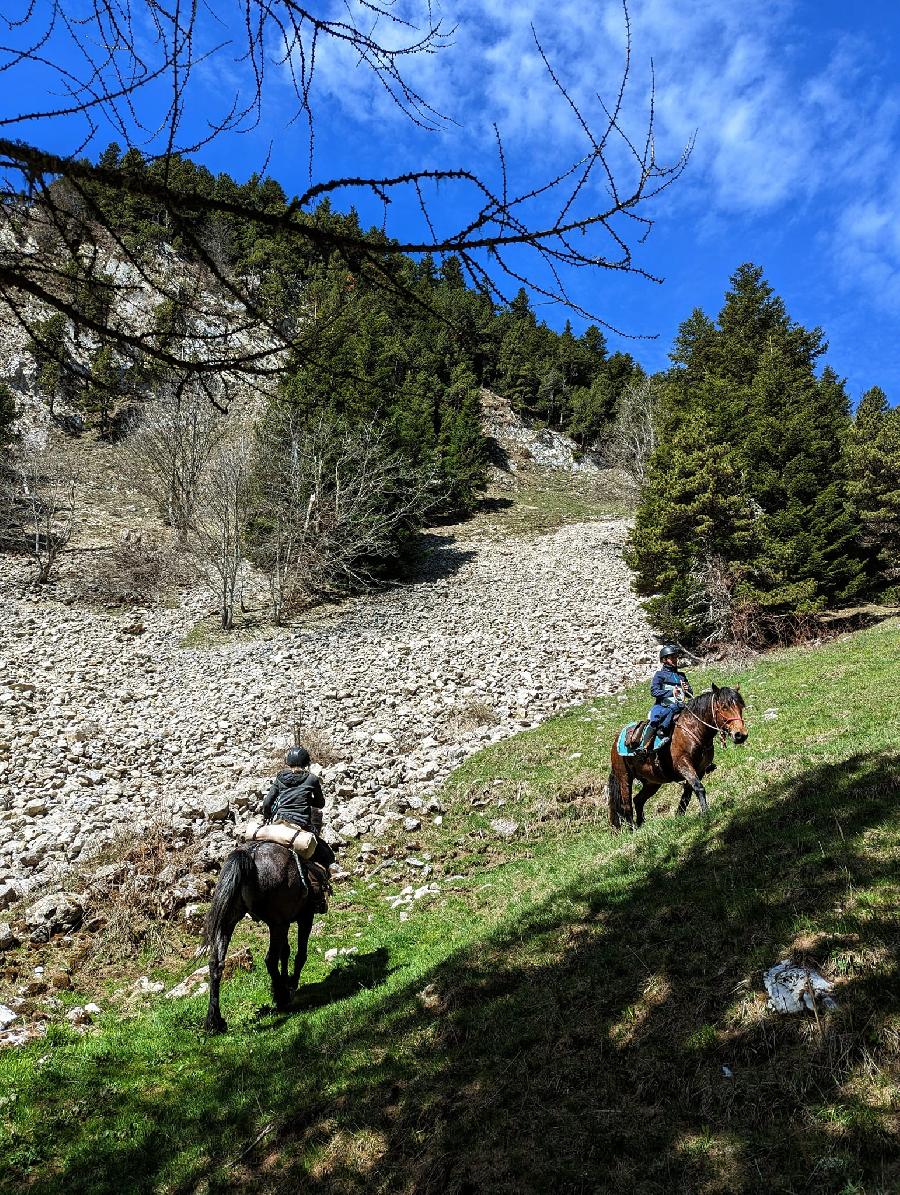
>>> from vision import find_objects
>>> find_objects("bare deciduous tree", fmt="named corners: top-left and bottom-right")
top-left (604, 374), bottom-right (661, 493)
top-left (15, 431), bottom-right (78, 583)
top-left (192, 432), bottom-right (254, 629)
top-left (120, 379), bottom-right (226, 537)
top-left (252, 411), bottom-right (437, 619)
top-left (0, 2), bottom-right (690, 387)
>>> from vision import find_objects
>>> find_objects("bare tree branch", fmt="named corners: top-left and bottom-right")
top-left (0, 1), bottom-right (691, 379)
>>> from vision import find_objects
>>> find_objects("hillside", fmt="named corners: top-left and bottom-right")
top-left (1, 617), bottom-right (897, 1193)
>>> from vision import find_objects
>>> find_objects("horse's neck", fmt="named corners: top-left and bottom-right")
top-left (682, 704), bottom-right (717, 738)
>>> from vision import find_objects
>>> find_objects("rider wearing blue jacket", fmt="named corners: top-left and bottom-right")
top-left (637, 645), bottom-right (693, 754)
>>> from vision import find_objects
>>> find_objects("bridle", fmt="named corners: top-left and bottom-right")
top-left (683, 693), bottom-right (744, 746)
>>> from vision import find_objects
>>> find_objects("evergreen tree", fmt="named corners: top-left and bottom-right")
top-left (0, 381), bottom-right (17, 453)
top-left (625, 392), bottom-right (758, 641)
top-left (847, 386), bottom-right (900, 599)
top-left (81, 344), bottom-right (120, 436)
top-left (628, 264), bottom-right (867, 643)
top-left (28, 313), bottom-right (71, 416)
top-left (438, 363), bottom-right (487, 513)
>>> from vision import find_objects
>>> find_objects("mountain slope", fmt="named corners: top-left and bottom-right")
top-left (1, 617), bottom-right (897, 1194)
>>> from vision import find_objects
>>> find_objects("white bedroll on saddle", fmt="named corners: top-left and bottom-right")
top-left (244, 819), bottom-right (317, 859)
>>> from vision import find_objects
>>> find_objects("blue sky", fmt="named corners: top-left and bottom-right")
top-left (2, 0), bottom-right (899, 403)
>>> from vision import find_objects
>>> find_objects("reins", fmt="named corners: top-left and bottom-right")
top-left (682, 693), bottom-right (730, 745)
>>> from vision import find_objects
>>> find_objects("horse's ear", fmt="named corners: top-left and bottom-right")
top-left (711, 682), bottom-right (720, 694)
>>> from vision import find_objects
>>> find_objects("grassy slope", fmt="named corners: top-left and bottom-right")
top-left (1, 620), bottom-right (898, 1195)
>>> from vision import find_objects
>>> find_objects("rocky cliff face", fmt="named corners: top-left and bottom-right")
top-left (480, 388), bottom-right (600, 473)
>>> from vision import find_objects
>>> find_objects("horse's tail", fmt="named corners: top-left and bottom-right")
top-left (608, 764), bottom-right (622, 829)
top-left (204, 849), bottom-right (255, 947)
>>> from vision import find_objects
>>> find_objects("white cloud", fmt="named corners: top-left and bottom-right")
top-left (288, 0), bottom-right (900, 311)
top-left (835, 177), bottom-right (900, 313)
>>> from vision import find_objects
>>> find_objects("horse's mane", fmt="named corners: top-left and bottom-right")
top-left (685, 687), bottom-right (744, 720)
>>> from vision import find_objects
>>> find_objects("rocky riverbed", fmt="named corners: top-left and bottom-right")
top-left (0, 517), bottom-right (655, 911)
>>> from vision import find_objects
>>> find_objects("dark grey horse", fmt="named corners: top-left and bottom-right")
top-left (204, 843), bottom-right (317, 1034)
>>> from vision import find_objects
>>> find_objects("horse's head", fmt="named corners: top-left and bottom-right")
top-left (712, 684), bottom-right (748, 743)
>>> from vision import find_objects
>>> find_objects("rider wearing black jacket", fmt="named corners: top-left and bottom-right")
top-left (262, 747), bottom-right (334, 911)
top-left (263, 747), bottom-right (325, 829)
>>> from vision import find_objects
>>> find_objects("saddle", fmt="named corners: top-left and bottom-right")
top-left (244, 820), bottom-right (336, 914)
top-left (624, 720), bottom-right (650, 752)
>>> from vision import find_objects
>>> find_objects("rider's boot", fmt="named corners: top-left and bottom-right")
top-left (308, 863), bottom-right (331, 913)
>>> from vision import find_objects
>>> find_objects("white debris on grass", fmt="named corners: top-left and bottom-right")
top-left (764, 959), bottom-right (837, 1013)
top-left (385, 882), bottom-right (441, 912)
top-left (324, 947), bottom-right (358, 963)
top-left (165, 967), bottom-right (209, 1000)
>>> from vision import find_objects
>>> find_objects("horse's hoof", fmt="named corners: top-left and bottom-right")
top-left (205, 1016), bottom-right (227, 1035)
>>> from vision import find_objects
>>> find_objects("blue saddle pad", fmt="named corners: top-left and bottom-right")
top-left (617, 723), bottom-right (667, 756)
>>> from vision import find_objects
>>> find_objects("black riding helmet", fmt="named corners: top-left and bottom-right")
top-left (285, 746), bottom-right (311, 769)
top-left (659, 644), bottom-right (682, 662)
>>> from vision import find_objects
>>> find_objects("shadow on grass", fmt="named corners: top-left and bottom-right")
top-left (290, 948), bottom-right (394, 1013)
top-left (248, 949), bottom-right (394, 1031)
top-left (5, 753), bottom-right (898, 1195)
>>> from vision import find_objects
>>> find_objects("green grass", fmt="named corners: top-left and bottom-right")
top-left (459, 468), bottom-right (630, 540)
top-left (1, 620), bottom-right (898, 1194)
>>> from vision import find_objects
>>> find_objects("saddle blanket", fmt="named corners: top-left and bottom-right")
top-left (617, 722), bottom-right (668, 757)
top-left (244, 819), bottom-right (317, 859)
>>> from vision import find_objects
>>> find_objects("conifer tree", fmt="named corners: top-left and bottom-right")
top-left (438, 363), bottom-right (486, 514)
top-left (847, 386), bottom-right (900, 599)
top-left (28, 313), bottom-right (70, 417)
top-left (0, 381), bottom-right (17, 453)
top-left (628, 264), bottom-right (867, 643)
top-left (81, 344), bottom-right (120, 437)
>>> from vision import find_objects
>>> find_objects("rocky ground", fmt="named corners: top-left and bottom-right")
top-left (0, 515), bottom-right (655, 912)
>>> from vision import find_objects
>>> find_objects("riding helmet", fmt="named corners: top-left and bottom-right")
top-left (285, 745), bottom-right (311, 768)
top-left (659, 644), bottom-right (681, 662)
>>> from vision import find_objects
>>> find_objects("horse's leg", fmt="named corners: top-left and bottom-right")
top-left (279, 927), bottom-right (290, 987)
top-left (266, 924), bottom-right (292, 1011)
top-left (678, 764), bottom-right (709, 815)
top-left (634, 782), bottom-right (661, 828)
top-left (204, 849), bottom-right (254, 1034)
top-left (290, 901), bottom-right (315, 990)
top-left (675, 783), bottom-right (693, 816)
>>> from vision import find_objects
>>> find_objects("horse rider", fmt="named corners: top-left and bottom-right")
top-left (263, 746), bottom-right (334, 910)
top-left (636, 645), bottom-right (694, 757)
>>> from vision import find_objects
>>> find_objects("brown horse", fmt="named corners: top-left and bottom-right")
top-left (204, 842), bottom-right (320, 1033)
top-left (608, 685), bottom-right (748, 830)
